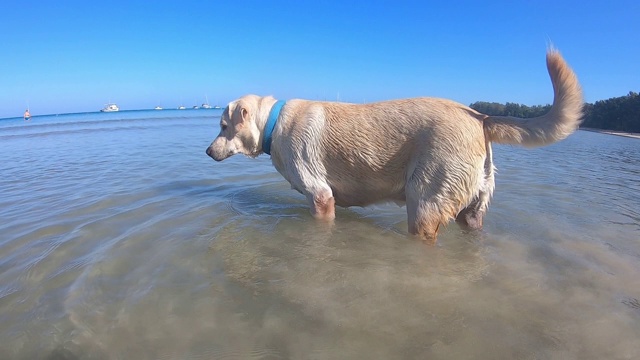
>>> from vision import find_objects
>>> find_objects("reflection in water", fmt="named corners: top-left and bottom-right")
top-left (0, 113), bottom-right (638, 359)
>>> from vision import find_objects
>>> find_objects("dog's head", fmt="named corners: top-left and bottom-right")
top-left (206, 95), bottom-right (271, 161)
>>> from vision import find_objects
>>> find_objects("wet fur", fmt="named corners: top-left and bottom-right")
top-left (206, 49), bottom-right (583, 243)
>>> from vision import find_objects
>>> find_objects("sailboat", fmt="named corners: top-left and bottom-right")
top-left (201, 95), bottom-right (212, 109)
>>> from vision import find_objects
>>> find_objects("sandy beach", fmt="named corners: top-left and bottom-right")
top-left (581, 127), bottom-right (640, 139)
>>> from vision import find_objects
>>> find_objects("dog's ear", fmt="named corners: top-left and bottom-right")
top-left (233, 99), bottom-right (250, 124)
top-left (241, 107), bottom-right (249, 122)
top-left (225, 101), bottom-right (237, 121)
top-left (227, 97), bottom-right (254, 126)
top-left (226, 101), bottom-right (244, 126)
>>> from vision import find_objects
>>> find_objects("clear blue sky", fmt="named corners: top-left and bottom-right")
top-left (1, 0), bottom-right (638, 118)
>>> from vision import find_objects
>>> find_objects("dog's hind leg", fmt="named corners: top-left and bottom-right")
top-left (405, 154), bottom-right (479, 243)
top-left (406, 198), bottom-right (445, 244)
top-left (405, 176), bottom-right (458, 244)
top-left (456, 143), bottom-right (495, 230)
top-left (455, 196), bottom-right (487, 230)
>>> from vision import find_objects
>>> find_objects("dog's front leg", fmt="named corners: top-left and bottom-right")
top-left (307, 188), bottom-right (335, 221)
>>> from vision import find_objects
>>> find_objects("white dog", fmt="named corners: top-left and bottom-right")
top-left (206, 49), bottom-right (583, 243)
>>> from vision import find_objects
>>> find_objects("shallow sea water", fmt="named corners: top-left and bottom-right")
top-left (0, 110), bottom-right (639, 359)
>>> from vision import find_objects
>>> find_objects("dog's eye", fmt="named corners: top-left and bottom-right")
top-left (221, 124), bottom-right (228, 131)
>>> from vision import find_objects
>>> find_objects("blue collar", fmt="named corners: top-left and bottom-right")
top-left (262, 100), bottom-right (285, 155)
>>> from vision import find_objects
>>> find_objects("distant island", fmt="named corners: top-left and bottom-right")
top-left (470, 91), bottom-right (640, 133)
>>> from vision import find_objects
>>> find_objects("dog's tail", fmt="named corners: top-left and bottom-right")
top-left (482, 49), bottom-right (583, 147)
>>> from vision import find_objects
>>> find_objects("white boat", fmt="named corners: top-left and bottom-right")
top-left (101, 103), bottom-right (119, 112)
top-left (192, 105), bottom-right (199, 109)
top-left (201, 95), bottom-right (212, 109)
top-left (178, 106), bottom-right (186, 110)
top-left (154, 106), bottom-right (163, 110)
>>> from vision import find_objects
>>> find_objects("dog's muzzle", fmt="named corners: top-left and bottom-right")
top-left (206, 143), bottom-right (232, 162)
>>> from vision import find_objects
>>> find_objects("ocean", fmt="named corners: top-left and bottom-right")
top-left (0, 110), bottom-right (639, 359)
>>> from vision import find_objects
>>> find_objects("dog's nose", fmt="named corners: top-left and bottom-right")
top-left (206, 146), bottom-right (212, 157)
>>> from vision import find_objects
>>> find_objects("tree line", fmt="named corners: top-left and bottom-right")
top-left (470, 91), bottom-right (640, 133)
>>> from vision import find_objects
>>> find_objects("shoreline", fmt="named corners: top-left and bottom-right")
top-left (580, 127), bottom-right (640, 139)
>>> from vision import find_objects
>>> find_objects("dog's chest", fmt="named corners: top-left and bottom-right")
top-left (270, 157), bottom-right (305, 194)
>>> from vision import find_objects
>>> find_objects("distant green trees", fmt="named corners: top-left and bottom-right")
top-left (470, 91), bottom-right (640, 133)
top-left (469, 101), bottom-right (552, 118)
top-left (582, 92), bottom-right (640, 132)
